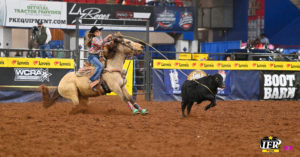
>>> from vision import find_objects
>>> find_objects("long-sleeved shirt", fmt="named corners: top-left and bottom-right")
top-left (89, 35), bottom-right (110, 55)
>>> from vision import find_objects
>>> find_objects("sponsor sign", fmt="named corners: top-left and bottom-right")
top-left (14, 68), bottom-right (52, 82)
top-left (4, 58), bottom-right (74, 69)
top-left (192, 54), bottom-right (209, 60)
top-left (164, 70), bottom-right (230, 95)
top-left (154, 7), bottom-right (194, 31)
top-left (67, 3), bottom-right (153, 27)
top-left (248, 0), bottom-right (265, 40)
top-left (5, 0), bottom-right (67, 28)
top-left (260, 71), bottom-right (299, 100)
top-left (0, 68), bottom-right (71, 90)
top-left (178, 53), bottom-right (191, 60)
top-left (153, 60), bottom-right (300, 71)
top-left (0, 57), bottom-right (8, 67)
top-left (178, 53), bottom-right (209, 60)
top-left (0, 0), bottom-right (6, 26)
top-left (0, 58), bottom-right (74, 90)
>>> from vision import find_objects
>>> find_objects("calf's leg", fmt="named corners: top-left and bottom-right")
top-left (205, 98), bottom-right (216, 111)
top-left (181, 101), bottom-right (187, 117)
top-left (187, 102), bottom-right (194, 115)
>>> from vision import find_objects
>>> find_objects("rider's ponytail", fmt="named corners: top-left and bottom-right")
top-left (85, 33), bottom-right (95, 48)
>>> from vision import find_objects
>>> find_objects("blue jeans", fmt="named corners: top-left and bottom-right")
top-left (88, 54), bottom-right (103, 82)
top-left (38, 44), bottom-right (52, 58)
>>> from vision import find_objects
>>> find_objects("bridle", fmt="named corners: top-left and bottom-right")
top-left (102, 36), bottom-right (142, 88)
top-left (113, 36), bottom-right (143, 54)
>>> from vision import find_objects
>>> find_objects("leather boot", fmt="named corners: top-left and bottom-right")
top-left (90, 80), bottom-right (100, 90)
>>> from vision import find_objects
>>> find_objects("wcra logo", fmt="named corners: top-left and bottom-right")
top-left (260, 71), bottom-right (299, 100)
top-left (260, 136), bottom-right (281, 153)
top-left (14, 68), bottom-right (52, 82)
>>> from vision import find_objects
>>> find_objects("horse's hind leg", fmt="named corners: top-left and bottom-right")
top-left (58, 84), bottom-right (82, 114)
top-left (69, 96), bottom-right (90, 115)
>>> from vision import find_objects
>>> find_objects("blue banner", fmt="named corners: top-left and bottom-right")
top-left (154, 7), bottom-right (194, 31)
top-left (163, 69), bottom-right (231, 96)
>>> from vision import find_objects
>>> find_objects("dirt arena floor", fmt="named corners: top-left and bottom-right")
top-left (0, 95), bottom-right (300, 157)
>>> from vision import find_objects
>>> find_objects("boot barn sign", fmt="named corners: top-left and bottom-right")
top-left (260, 71), bottom-right (300, 100)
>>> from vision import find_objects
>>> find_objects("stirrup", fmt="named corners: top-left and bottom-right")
top-left (100, 80), bottom-right (111, 93)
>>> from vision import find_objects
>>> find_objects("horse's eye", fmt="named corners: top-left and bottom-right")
top-left (126, 41), bottom-right (131, 44)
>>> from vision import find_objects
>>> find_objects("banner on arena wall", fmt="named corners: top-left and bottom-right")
top-left (154, 7), bottom-right (194, 31)
top-left (5, 0), bottom-right (67, 28)
top-left (153, 59), bottom-right (300, 71)
top-left (0, 68), bottom-right (71, 90)
top-left (0, 58), bottom-right (74, 90)
top-left (259, 71), bottom-right (300, 100)
top-left (67, 3), bottom-right (153, 27)
top-left (0, 0), bottom-right (6, 26)
top-left (163, 69), bottom-right (231, 96)
top-left (178, 53), bottom-right (209, 60)
top-left (0, 57), bottom-right (74, 69)
top-left (248, 0), bottom-right (265, 40)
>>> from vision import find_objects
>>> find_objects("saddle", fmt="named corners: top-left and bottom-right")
top-left (76, 61), bottom-right (111, 95)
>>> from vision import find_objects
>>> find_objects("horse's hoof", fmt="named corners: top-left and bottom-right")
top-left (132, 109), bottom-right (139, 115)
top-left (140, 109), bottom-right (148, 115)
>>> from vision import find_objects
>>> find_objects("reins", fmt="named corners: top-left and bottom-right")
top-left (121, 35), bottom-right (216, 96)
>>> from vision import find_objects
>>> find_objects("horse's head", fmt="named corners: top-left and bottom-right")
top-left (108, 32), bottom-right (144, 56)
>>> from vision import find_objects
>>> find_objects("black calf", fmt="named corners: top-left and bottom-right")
top-left (181, 73), bottom-right (225, 117)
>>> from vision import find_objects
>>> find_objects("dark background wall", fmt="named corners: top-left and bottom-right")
top-left (213, 0), bottom-right (300, 46)
top-left (265, 0), bottom-right (300, 46)
top-left (213, 0), bottom-right (248, 42)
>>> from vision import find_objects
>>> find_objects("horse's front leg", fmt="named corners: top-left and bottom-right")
top-left (108, 82), bottom-right (139, 114)
top-left (121, 86), bottom-right (147, 114)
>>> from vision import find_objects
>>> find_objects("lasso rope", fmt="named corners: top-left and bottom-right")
top-left (122, 35), bottom-right (215, 96)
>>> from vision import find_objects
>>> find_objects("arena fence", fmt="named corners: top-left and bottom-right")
top-left (1, 47), bottom-right (300, 102)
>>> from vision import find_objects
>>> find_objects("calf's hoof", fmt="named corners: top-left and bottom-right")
top-left (205, 105), bottom-right (211, 111)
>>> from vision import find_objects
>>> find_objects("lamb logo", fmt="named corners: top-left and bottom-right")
top-left (14, 68), bottom-right (52, 82)
top-left (187, 70), bottom-right (207, 80)
top-left (262, 73), bottom-right (298, 100)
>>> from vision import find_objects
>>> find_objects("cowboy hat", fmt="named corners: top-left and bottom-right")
top-left (89, 26), bottom-right (103, 34)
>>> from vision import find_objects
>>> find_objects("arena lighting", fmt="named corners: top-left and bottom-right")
top-left (198, 28), bottom-right (208, 31)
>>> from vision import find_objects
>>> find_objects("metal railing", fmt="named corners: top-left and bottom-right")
top-left (0, 48), bottom-right (76, 59)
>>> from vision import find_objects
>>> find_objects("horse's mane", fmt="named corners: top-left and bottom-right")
top-left (104, 32), bottom-right (124, 59)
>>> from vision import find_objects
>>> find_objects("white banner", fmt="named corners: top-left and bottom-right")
top-left (5, 0), bottom-right (67, 28)
top-left (0, 0), bottom-right (6, 26)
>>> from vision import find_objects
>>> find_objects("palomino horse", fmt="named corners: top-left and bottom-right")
top-left (40, 32), bottom-right (147, 114)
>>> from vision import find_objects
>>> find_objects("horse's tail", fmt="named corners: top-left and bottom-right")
top-left (39, 84), bottom-right (60, 108)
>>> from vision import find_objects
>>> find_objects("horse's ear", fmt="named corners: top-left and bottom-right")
top-left (113, 32), bottom-right (123, 43)
top-left (115, 32), bottom-right (122, 36)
